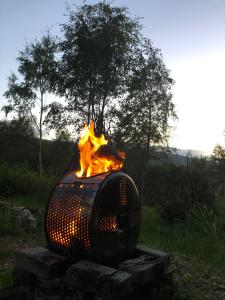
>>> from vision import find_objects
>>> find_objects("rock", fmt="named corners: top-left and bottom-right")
top-left (66, 260), bottom-right (132, 298)
top-left (119, 256), bottom-right (164, 287)
top-left (136, 245), bottom-right (170, 269)
top-left (15, 247), bottom-right (70, 280)
top-left (13, 207), bottom-right (37, 229)
top-left (13, 246), bottom-right (171, 300)
top-left (13, 267), bottom-right (37, 287)
top-left (0, 201), bottom-right (10, 211)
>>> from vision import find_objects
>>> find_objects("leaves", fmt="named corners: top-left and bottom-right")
top-left (3, 34), bottom-right (59, 174)
top-left (115, 39), bottom-right (176, 151)
top-left (57, 2), bottom-right (142, 131)
top-left (44, 101), bottom-right (68, 133)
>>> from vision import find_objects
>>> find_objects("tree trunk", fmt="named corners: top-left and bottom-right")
top-left (88, 78), bottom-right (96, 124)
top-left (140, 99), bottom-right (152, 201)
top-left (39, 91), bottom-right (44, 175)
top-left (98, 90), bottom-right (108, 134)
top-left (87, 101), bottom-right (91, 124)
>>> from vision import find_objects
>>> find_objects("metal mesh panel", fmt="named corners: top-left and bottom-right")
top-left (99, 216), bottom-right (117, 231)
top-left (45, 171), bottom-right (141, 261)
top-left (46, 188), bottom-right (91, 249)
top-left (120, 177), bottom-right (128, 206)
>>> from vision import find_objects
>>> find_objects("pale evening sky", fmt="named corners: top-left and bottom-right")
top-left (1, 0), bottom-right (225, 154)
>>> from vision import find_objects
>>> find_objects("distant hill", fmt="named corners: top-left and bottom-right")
top-left (166, 149), bottom-right (208, 166)
top-left (0, 131), bottom-right (209, 171)
top-left (175, 149), bottom-right (207, 157)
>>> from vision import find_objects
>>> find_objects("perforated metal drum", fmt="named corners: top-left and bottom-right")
top-left (45, 170), bottom-right (141, 262)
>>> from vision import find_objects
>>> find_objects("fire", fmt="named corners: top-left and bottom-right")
top-left (75, 121), bottom-right (124, 177)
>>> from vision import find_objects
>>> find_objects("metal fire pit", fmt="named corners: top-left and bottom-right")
top-left (45, 170), bottom-right (141, 262)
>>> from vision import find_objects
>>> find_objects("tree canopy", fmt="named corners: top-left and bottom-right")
top-left (114, 39), bottom-right (176, 153)
top-left (3, 1), bottom-right (177, 175)
top-left (56, 2), bottom-right (143, 133)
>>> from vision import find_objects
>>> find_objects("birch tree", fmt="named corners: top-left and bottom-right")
top-left (114, 40), bottom-right (176, 198)
top-left (57, 2), bottom-right (141, 133)
top-left (2, 34), bottom-right (58, 174)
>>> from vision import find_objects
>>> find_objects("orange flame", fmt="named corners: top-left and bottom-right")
top-left (75, 121), bottom-right (124, 177)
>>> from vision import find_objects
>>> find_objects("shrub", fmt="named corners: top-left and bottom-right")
top-left (143, 159), bottom-right (216, 223)
top-left (0, 208), bottom-right (19, 236)
top-left (140, 206), bottom-right (225, 266)
top-left (0, 163), bottom-right (56, 198)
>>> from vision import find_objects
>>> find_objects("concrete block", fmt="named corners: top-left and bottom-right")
top-left (15, 247), bottom-right (69, 280)
top-left (66, 260), bottom-right (132, 297)
top-left (118, 253), bottom-right (167, 287)
top-left (136, 245), bottom-right (170, 269)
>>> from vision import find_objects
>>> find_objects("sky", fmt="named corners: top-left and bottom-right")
top-left (1, 0), bottom-right (225, 154)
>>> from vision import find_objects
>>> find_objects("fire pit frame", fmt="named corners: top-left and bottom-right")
top-left (45, 170), bottom-right (141, 262)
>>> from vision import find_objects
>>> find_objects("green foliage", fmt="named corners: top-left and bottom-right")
top-left (0, 117), bottom-right (36, 138)
top-left (140, 206), bottom-right (225, 267)
top-left (3, 34), bottom-right (58, 118)
top-left (114, 39), bottom-right (176, 150)
top-left (0, 267), bottom-right (13, 291)
top-left (211, 144), bottom-right (225, 189)
top-left (212, 144), bottom-right (225, 161)
top-left (0, 129), bottom-right (73, 175)
top-left (3, 34), bottom-right (60, 174)
top-left (0, 163), bottom-right (55, 198)
top-left (0, 207), bottom-right (20, 237)
top-left (142, 158), bottom-right (216, 222)
top-left (145, 164), bottom-right (192, 221)
top-left (55, 128), bottom-right (71, 142)
top-left (58, 1), bottom-right (142, 131)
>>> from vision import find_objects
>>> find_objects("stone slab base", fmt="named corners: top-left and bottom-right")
top-left (12, 245), bottom-right (171, 300)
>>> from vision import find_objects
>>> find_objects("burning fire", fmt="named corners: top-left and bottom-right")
top-left (75, 121), bottom-right (124, 177)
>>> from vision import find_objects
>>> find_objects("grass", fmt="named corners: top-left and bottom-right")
top-left (0, 162), bottom-right (56, 199)
top-left (0, 195), bottom-right (46, 263)
top-left (5, 194), bottom-right (48, 210)
top-left (140, 206), bottom-right (225, 269)
top-left (1, 197), bottom-right (225, 299)
top-left (140, 206), bottom-right (225, 300)
top-left (0, 195), bottom-right (46, 299)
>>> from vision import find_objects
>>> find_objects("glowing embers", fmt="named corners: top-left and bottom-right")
top-left (99, 216), bottom-right (118, 231)
top-left (120, 177), bottom-right (128, 206)
top-left (46, 189), bottom-right (90, 249)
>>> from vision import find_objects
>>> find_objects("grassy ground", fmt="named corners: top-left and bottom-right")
top-left (140, 206), bottom-right (225, 268)
top-left (0, 196), bottom-right (45, 293)
top-left (0, 197), bottom-right (225, 299)
top-left (140, 206), bottom-right (225, 299)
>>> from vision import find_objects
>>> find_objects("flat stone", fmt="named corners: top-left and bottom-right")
top-left (136, 245), bottom-right (169, 259)
top-left (13, 267), bottom-right (37, 287)
top-left (118, 249), bottom-right (169, 287)
top-left (15, 247), bottom-right (69, 280)
top-left (66, 260), bottom-right (132, 297)
top-left (103, 270), bottom-right (132, 297)
top-left (136, 245), bottom-right (170, 268)
top-left (13, 246), bottom-right (171, 299)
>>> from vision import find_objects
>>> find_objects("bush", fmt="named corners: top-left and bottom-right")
top-left (0, 163), bottom-right (56, 198)
top-left (0, 208), bottom-right (19, 236)
top-left (0, 130), bottom-right (73, 175)
top-left (145, 164), bottom-right (193, 222)
top-left (143, 158), bottom-right (216, 223)
top-left (140, 206), bottom-right (225, 267)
